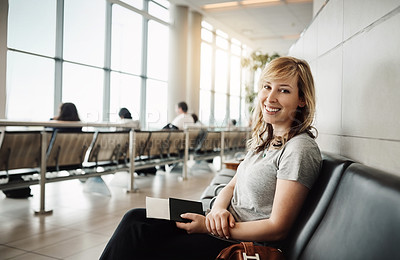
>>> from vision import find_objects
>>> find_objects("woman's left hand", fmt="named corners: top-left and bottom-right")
top-left (175, 213), bottom-right (208, 234)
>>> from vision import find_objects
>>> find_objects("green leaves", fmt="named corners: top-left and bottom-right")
top-left (241, 51), bottom-right (280, 71)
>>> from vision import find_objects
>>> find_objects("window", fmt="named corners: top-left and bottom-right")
top-left (146, 79), bottom-right (168, 130)
top-left (110, 72), bottom-right (141, 122)
top-left (121, 0), bottom-right (143, 9)
top-left (6, 51), bottom-right (54, 121)
top-left (147, 20), bottom-right (169, 81)
top-left (199, 23), bottom-right (248, 127)
top-left (199, 89), bottom-right (211, 125)
top-left (201, 28), bottom-right (213, 43)
top-left (230, 56), bottom-right (241, 96)
top-left (214, 92), bottom-right (227, 127)
top-left (149, 0), bottom-right (169, 22)
top-left (5, 0), bottom-right (171, 128)
top-left (231, 44), bottom-right (242, 56)
top-left (214, 50), bottom-right (228, 94)
top-left (200, 43), bottom-right (212, 91)
top-left (62, 63), bottom-right (104, 122)
top-left (216, 35), bottom-right (229, 50)
top-left (63, 0), bottom-right (106, 66)
top-left (7, 0), bottom-right (56, 57)
top-left (111, 5), bottom-right (143, 75)
top-left (230, 96), bottom-right (240, 123)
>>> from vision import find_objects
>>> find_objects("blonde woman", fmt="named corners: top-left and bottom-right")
top-left (100, 57), bottom-right (322, 260)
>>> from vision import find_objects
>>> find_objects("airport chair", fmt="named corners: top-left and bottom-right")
top-left (146, 131), bottom-right (171, 160)
top-left (0, 131), bottom-right (43, 173)
top-left (86, 131), bottom-right (129, 167)
top-left (167, 131), bottom-right (185, 157)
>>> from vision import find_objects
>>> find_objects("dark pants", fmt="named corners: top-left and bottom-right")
top-left (100, 208), bottom-right (235, 260)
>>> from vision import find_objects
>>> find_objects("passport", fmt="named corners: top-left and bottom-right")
top-left (146, 196), bottom-right (204, 222)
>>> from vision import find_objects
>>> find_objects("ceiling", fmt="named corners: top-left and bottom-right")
top-left (169, 0), bottom-right (314, 55)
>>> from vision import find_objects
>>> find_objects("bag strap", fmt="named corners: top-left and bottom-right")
top-left (242, 242), bottom-right (255, 256)
top-left (241, 242), bottom-right (259, 260)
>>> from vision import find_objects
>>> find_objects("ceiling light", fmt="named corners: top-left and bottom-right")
top-left (203, 1), bottom-right (239, 10)
top-left (286, 0), bottom-right (312, 3)
top-left (241, 0), bottom-right (280, 6)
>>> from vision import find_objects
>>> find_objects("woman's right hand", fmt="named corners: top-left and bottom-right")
top-left (205, 208), bottom-right (235, 239)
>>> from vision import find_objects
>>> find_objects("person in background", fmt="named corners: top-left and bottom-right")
top-left (227, 119), bottom-right (237, 129)
top-left (192, 113), bottom-right (199, 124)
top-left (51, 102), bottom-right (82, 132)
top-left (190, 113), bottom-right (204, 127)
top-left (118, 107), bottom-right (155, 174)
top-left (171, 101), bottom-right (195, 130)
top-left (118, 107), bottom-right (140, 131)
top-left (99, 56), bottom-right (322, 260)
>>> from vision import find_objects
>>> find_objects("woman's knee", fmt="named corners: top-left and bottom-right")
top-left (120, 208), bottom-right (146, 224)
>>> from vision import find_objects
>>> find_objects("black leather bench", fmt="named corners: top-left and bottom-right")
top-left (200, 152), bottom-right (400, 259)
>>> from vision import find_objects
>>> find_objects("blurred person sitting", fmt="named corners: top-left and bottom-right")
top-left (50, 102), bottom-right (82, 132)
top-left (163, 101), bottom-right (194, 130)
top-left (227, 119), bottom-right (237, 130)
top-left (118, 107), bottom-right (140, 131)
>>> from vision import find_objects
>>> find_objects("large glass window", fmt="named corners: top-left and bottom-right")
top-left (147, 20), bottom-right (169, 81)
top-left (231, 39), bottom-right (242, 56)
top-left (201, 28), bottom-right (213, 43)
top-left (122, 0), bottom-right (143, 10)
top-left (200, 43), bottom-right (212, 91)
top-left (62, 63), bottom-right (103, 122)
top-left (241, 97), bottom-right (247, 126)
top-left (229, 96), bottom-right (240, 123)
top-left (216, 33), bottom-right (229, 50)
top-left (214, 92), bottom-right (227, 127)
top-left (63, 0), bottom-right (106, 67)
top-left (7, 0), bottom-right (56, 57)
top-left (200, 24), bottom-right (248, 127)
top-left (109, 72), bottom-right (141, 122)
top-left (149, 0), bottom-right (170, 22)
top-left (199, 89), bottom-right (211, 125)
top-left (6, 52), bottom-right (55, 121)
top-left (5, 0), bottom-right (171, 128)
top-left (146, 79), bottom-right (168, 130)
top-left (214, 50), bottom-right (228, 94)
top-left (111, 5), bottom-right (142, 75)
top-left (230, 56), bottom-right (241, 96)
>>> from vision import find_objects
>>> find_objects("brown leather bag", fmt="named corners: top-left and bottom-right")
top-left (216, 242), bottom-right (285, 260)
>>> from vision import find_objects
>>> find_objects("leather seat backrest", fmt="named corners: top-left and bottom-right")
top-left (282, 152), bottom-right (353, 260)
top-left (299, 163), bottom-right (400, 260)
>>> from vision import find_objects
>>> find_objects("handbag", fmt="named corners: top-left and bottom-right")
top-left (216, 242), bottom-right (284, 260)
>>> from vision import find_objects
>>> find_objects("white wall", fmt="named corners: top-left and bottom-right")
top-left (289, 0), bottom-right (400, 176)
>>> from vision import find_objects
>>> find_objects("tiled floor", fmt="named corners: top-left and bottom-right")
top-left (0, 161), bottom-right (218, 260)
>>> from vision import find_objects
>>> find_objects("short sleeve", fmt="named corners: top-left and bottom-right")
top-left (276, 135), bottom-right (322, 189)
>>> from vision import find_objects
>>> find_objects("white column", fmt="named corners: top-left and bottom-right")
top-left (0, 0), bottom-right (8, 119)
top-left (187, 10), bottom-right (202, 116)
top-left (168, 5), bottom-right (188, 122)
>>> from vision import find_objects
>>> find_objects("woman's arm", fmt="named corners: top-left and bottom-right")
top-left (176, 178), bottom-right (308, 242)
top-left (210, 175), bottom-right (236, 211)
top-left (229, 179), bottom-right (309, 241)
top-left (176, 176), bottom-right (237, 237)
top-left (205, 175), bottom-right (237, 238)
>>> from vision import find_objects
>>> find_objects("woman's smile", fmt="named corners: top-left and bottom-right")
top-left (258, 77), bottom-right (305, 133)
top-left (264, 105), bottom-right (281, 114)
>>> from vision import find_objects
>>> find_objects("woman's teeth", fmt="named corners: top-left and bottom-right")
top-left (266, 106), bottom-right (280, 112)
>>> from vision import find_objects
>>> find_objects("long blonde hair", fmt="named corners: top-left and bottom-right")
top-left (248, 56), bottom-right (317, 153)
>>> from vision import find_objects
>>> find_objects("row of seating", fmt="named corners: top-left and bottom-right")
top-left (0, 128), bottom-right (249, 202)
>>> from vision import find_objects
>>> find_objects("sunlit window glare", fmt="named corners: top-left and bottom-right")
top-left (5, 0), bottom-right (249, 127)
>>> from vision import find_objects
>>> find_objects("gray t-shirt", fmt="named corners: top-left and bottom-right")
top-left (229, 133), bottom-right (322, 222)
